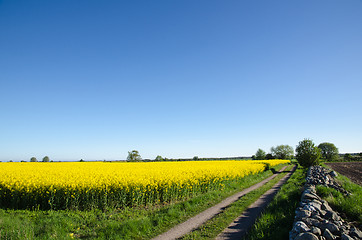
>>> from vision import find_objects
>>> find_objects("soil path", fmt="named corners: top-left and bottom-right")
top-left (215, 164), bottom-right (297, 240)
top-left (152, 165), bottom-right (293, 240)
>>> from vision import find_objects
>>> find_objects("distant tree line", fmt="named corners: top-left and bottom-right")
top-left (29, 156), bottom-right (51, 162)
top-left (342, 152), bottom-right (362, 162)
top-left (252, 144), bottom-right (294, 160)
top-left (126, 150), bottom-right (252, 162)
top-left (252, 140), bottom-right (362, 167)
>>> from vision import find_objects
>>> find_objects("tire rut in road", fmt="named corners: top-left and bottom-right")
top-left (152, 165), bottom-right (291, 240)
top-left (215, 165), bottom-right (297, 240)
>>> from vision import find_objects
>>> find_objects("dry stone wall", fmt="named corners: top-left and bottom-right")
top-left (289, 166), bottom-right (362, 240)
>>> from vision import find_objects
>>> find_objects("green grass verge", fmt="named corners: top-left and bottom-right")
top-left (243, 165), bottom-right (306, 240)
top-left (180, 164), bottom-right (296, 240)
top-left (316, 171), bottom-right (362, 225)
top-left (0, 164), bottom-right (288, 240)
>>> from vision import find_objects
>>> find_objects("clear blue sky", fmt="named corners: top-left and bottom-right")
top-left (1, 0), bottom-right (361, 161)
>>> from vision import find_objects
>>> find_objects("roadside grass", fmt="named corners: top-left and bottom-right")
top-left (316, 171), bottom-right (362, 225)
top-left (180, 164), bottom-right (296, 240)
top-left (0, 164), bottom-right (288, 240)
top-left (242, 165), bottom-right (306, 240)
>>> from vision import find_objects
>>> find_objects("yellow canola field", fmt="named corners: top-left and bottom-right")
top-left (0, 160), bottom-right (289, 210)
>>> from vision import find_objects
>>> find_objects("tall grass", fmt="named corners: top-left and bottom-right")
top-left (316, 174), bottom-right (362, 224)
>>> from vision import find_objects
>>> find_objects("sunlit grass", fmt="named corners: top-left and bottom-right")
top-left (244, 165), bottom-right (305, 240)
top-left (316, 173), bottom-right (362, 224)
top-left (0, 164), bottom-right (289, 239)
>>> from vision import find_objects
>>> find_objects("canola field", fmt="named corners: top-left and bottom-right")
top-left (0, 160), bottom-right (289, 210)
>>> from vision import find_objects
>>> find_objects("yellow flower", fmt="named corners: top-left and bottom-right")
top-left (0, 160), bottom-right (289, 210)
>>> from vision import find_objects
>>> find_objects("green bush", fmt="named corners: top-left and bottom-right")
top-left (318, 142), bottom-right (339, 161)
top-left (295, 139), bottom-right (321, 167)
top-left (255, 149), bottom-right (266, 160)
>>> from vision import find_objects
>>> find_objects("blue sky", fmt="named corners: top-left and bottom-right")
top-left (1, 0), bottom-right (361, 161)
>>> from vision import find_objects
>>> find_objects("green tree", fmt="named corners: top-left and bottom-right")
top-left (155, 155), bottom-right (163, 161)
top-left (295, 139), bottom-right (321, 167)
top-left (265, 153), bottom-right (274, 160)
top-left (344, 153), bottom-right (352, 161)
top-left (42, 156), bottom-right (50, 162)
top-left (30, 157), bottom-right (37, 162)
top-left (318, 142), bottom-right (339, 161)
top-left (127, 150), bottom-right (142, 162)
top-left (271, 145), bottom-right (294, 159)
top-left (193, 156), bottom-right (199, 161)
top-left (255, 148), bottom-right (266, 160)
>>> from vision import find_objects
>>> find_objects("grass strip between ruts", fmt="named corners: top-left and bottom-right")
top-left (180, 164), bottom-right (296, 240)
top-left (0, 164), bottom-right (289, 240)
top-left (243, 165), bottom-right (305, 240)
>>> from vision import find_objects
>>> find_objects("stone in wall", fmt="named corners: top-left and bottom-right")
top-left (289, 166), bottom-right (361, 240)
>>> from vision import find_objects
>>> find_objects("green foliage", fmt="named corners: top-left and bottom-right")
top-left (263, 162), bottom-right (271, 171)
top-left (316, 174), bottom-right (362, 224)
top-left (244, 166), bottom-right (306, 240)
top-left (126, 150), bottom-right (142, 162)
top-left (42, 156), bottom-right (50, 162)
top-left (181, 164), bottom-right (292, 240)
top-left (30, 157), bottom-right (37, 162)
top-left (193, 156), bottom-right (199, 161)
top-left (324, 153), bottom-right (362, 162)
top-left (295, 139), bottom-right (321, 167)
top-left (255, 149), bottom-right (266, 160)
top-left (343, 154), bottom-right (351, 161)
top-left (342, 153), bottom-right (362, 162)
top-left (318, 142), bottom-right (339, 161)
top-left (270, 145), bottom-right (294, 159)
top-left (155, 155), bottom-right (164, 161)
top-left (265, 153), bottom-right (274, 160)
top-left (0, 164), bottom-right (287, 240)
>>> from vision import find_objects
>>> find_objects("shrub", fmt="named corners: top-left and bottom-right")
top-left (295, 139), bottom-right (321, 167)
top-left (255, 148), bottom-right (266, 160)
top-left (155, 155), bottom-right (163, 161)
top-left (343, 154), bottom-right (352, 161)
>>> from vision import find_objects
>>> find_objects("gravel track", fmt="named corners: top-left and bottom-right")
top-left (152, 165), bottom-right (293, 240)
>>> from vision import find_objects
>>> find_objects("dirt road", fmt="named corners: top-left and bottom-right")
top-left (152, 165), bottom-right (294, 240)
top-left (215, 165), bottom-right (296, 240)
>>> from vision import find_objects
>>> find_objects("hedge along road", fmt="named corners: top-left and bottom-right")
top-left (152, 165), bottom-right (296, 240)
